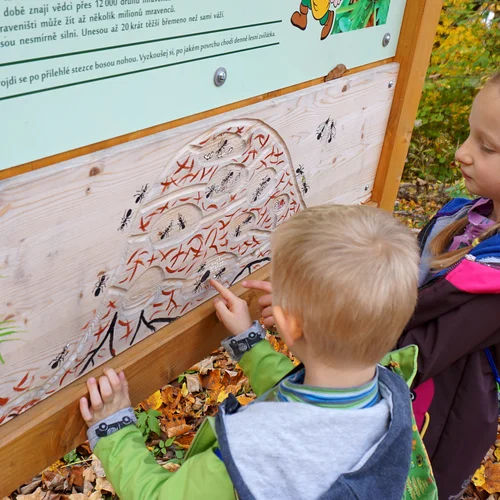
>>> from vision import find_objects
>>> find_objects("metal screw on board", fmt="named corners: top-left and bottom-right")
top-left (388, 80), bottom-right (394, 88)
top-left (214, 67), bottom-right (227, 87)
top-left (382, 33), bottom-right (391, 47)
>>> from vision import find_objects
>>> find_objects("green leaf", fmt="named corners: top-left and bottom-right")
top-left (148, 414), bottom-right (161, 436)
top-left (64, 449), bottom-right (79, 464)
top-left (175, 449), bottom-right (185, 459)
top-left (165, 437), bottom-right (175, 447)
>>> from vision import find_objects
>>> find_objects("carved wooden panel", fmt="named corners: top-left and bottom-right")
top-left (0, 63), bottom-right (398, 424)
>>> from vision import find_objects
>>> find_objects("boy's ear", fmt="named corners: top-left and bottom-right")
top-left (273, 306), bottom-right (303, 347)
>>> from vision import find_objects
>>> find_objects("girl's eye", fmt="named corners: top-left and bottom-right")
top-left (482, 144), bottom-right (495, 154)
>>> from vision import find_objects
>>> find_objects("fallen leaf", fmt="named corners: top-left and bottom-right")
top-left (42, 471), bottom-right (65, 491)
top-left (68, 494), bottom-right (88, 500)
top-left (95, 477), bottom-right (115, 495)
top-left (83, 467), bottom-right (96, 483)
top-left (237, 395), bottom-right (255, 406)
top-left (68, 466), bottom-right (84, 488)
top-left (91, 457), bottom-right (106, 478)
top-left (166, 420), bottom-right (193, 439)
top-left (88, 492), bottom-right (103, 500)
top-left (83, 480), bottom-right (94, 496)
top-left (217, 389), bottom-right (229, 403)
top-left (181, 382), bottom-right (188, 398)
top-left (495, 447), bottom-right (500, 462)
top-left (141, 390), bottom-right (163, 411)
top-left (162, 462), bottom-right (181, 472)
top-left (16, 487), bottom-right (46, 500)
top-left (194, 357), bottom-right (215, 375)
top-left (484, 462), bottom-right (500, 494)
top-left (185, 373), bottom-right (202, 393)
top-left (20, 478), bottom-right (42, 495)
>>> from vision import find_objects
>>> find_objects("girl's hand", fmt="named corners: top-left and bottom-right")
top-left (242, 280), bottom-right (275, 328)
top-left (80, 369), bottom-right (132, 427)
top-left (211, 279), bottom-right (253, 336)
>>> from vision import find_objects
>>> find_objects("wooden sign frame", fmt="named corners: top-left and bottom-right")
top-left (0, 0), bottom-right (443, 495)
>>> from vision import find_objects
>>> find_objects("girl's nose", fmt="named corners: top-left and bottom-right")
top-left (455, 140), bottom-right (473, 166)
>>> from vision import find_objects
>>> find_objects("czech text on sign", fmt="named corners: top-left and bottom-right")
top-left (0, 0), bottom-right (405, 169)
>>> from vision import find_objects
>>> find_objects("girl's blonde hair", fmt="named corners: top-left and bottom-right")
top-left (430, 218), bottom-right (500, 269)
top-left (431, 72), bottom-right (500, 269)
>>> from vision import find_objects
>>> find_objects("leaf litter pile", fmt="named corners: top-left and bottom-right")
top-left (5, 183), bottom-right (498, 500)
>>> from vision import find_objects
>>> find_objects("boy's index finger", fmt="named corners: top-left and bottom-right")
top-left (242, 280), bottom-right (272, 294)
top-left (210, 279), bottom-right (237, 302)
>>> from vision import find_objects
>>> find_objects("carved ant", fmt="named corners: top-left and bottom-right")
top-left (216, 139), bottom-right (233, 159)
top-left (206, 184), bottom-right (217, 199)
top-left (94, 274), bottom-right (108, 297)
top-left (194, 269), bottom-right (211, 293)
top-left (177, 214), bottom-right (187, 230)
top-left (296, 165), bottom-right (305, 176)
top-left (158, 221), bottom-right (173, 240)
top-left (197, 263), bottom-right (206, 273)
top-left (118, 209), bottom-right (133, 231)
top-left (234, 225), bottom-right (242, 237)
top-left (242, 214), bottom-right (253, 225)
top-left (220, 171), bottom-right (234, 191)
top-left (316, 118), bottom-right (336, 144)
top-left (214, 267), bottom-right (226, 280)
top-left (301, 176), bottom-right (310, 195)
top-left (49, 344), bottom-right (69, 370)
top-left (134, 184), bottom-right (148, 204)
top-left (252, 176), bottom-right (271, 202)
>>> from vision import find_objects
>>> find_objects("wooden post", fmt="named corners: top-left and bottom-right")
top-left (371, 0), bottom-right (444, 211)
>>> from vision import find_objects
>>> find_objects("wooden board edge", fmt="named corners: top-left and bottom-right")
top-left (0, 58), bottom-right (394, 182)
top-left (0, 265), bottom-right (270, 497)
top-left (371, 0), bottom-right (443, 211)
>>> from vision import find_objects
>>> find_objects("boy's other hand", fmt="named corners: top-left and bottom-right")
top-left (80, 369), bottom-right (132, 427)
top-left (211, 279), bottom-right (253, 336)
top-left (242, 280), bottom-right (275, 328)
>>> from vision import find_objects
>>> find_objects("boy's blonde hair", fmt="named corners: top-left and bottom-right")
top-left (271, 205), bottom-right (419, 367)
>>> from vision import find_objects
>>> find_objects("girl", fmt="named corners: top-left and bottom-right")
top-left (243, 72), bottom-right (500, 499)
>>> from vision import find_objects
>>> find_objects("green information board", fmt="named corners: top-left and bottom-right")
top-left (0, 0), bottom-right (405, 170)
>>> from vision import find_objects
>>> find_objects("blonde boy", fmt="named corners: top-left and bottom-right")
top-left (80, 205), bottom-right (419, 500)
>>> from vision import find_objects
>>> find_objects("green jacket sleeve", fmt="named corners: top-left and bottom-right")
top-left (238, 339), bottom-right (295, 396)
top-left (94, 425), bottom-right (235, 500)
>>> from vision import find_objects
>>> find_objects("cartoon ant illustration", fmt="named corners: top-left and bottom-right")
top-left (296, 165), bottom-right (305, 176)
top-left (94, 274), bottom-right (108, 297)
top-left (234, 225), bottom-right (242, 238)
top-left (194, 269), bottom-right (211, 293)
top-left (49, 344), bottom-right (70, 369)
top-left (197, 263), bottom-right (206, 273)
top-left (214, 267), bottom-right (226, 280)
top-left (118, 209), bottom-right (133, 231)
top-left (177, 214), bottom-right (187, 230)
top-left (216, 138), bottom-right (233, 159)
top-left (134, 184), bottom-right (148, 204)
top-left (316, 118), bottom-right (336, 144)
top-left (158, 221), bottom-right (174, 240)
top-left (252, 176), bottom-right (271, 202)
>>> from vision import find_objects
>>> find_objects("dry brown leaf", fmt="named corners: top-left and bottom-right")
top-left (194, 357), bottom-right (215, 375)
top-left (141, 390), bottom-right (163, 411)
top-left (16, 487), bottom-right (47, 500)
top-left (484, 462), bottom-right (500, 494)
top-left (82, 467), bottom-right (96, 483)
top-left (166, 422), bottom-right (193, 438)
top-left (68, 466), bottom-right (84, 488)
top-left (91, 457), bottom-right (106, 478)
top-left (237, 395), bottom-right (255, 406)
top-left (42, 471), bottom-right (65, 491)
top-left (20, 478), bottom-right (42, 495)
top-left (185, 373), bottom-right (202, 393)
top-left (68, 494), bottom-right (88, 500)
top-left (162, 462), bottom-right (181, 472)
top-left (217, 389), bottom-right (229, 403)
top-left (88, 492), bottom-right (103, 500)
top-left (95, 477), bottom-right (115, 495)
top-left (83, 480), bottom-right (94, 496)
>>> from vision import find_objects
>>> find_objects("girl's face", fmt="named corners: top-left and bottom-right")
top-left (455, 83), bottom-right (500, 204)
